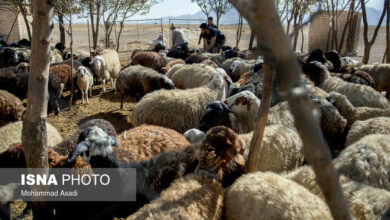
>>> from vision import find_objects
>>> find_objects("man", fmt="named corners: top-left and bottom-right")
top-left (198, 17), bottom-right (218, 45)
top-left (170, 24), bottom-right (188, 50)
top-left (199, 23), bottom-right (226, 53)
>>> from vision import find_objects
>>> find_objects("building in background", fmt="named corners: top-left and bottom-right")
top-left (0, 0), bottom-right (31, 43)
top-left (309, 11), bottom-right (361, 55)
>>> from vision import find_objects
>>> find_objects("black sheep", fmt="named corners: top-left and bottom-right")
top-left (325, 50), bottom-right (342, 72)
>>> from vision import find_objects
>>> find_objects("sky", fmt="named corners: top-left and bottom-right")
top-left (132, 0), bottom-right (384, 20)
top-left (132, 0), bottom-right (202, 19)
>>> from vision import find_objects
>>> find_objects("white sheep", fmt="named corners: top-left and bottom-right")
top-left (166, 63), bottom-right (185, 78)
top-left (220, 57), bottom-right (243, 77)
top-left (225, 171), bottom-right (332, 220)
top-left (131, 68), bottom-right (230, 133)
top-left (284, 167), bottom-right (390, 220)
top-left (241, 125), bottom-right (304, 173)
top-left (184, 128), bottom-right (206, 143)
top-left (90, 49), bottom-right (121, 93)
top-left (359, 64), bottom-right (390, 98)
top-left (76, 66), bottom-right (94, 104)
top-left (345, 117), bottom-right (390, 146)
top-left (0, 121), bottom-right (63, 153)
top-left (308, 61), bottom-right (390, 109)
top-left (169, 64), bottom-right (216, 89)
top-left (229, 60), bottom-right (253, 82)
top-left (224, 91), bottom-right (260, 131)
top-left (327, 91), bottom-right (390, 127)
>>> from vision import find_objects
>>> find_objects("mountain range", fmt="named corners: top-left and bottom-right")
top-left (160, 7), bottom-right (386, 26)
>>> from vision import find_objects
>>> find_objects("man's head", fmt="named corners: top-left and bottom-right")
top-left (208, 17), bottom-right (213, 26)
top-left (170, 23), bottom-right (176, 31)
top-left (200, 23), bottom-right (210, 35)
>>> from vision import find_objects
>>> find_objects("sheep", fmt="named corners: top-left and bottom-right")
top-left (160, 59), bottom-right (185, 73)
top-left (229, 60), bottom-right (253, 82)
top-left (359, 64), bottom-right (390, 99)
top-left (331, 69), bottom-right (376, 88)
top-left (201, 59), bottom-right (218, 68)
top-left (169, 63), bottom-right (216, 89)
top-left (131, 68), bottom-right (230, 133)
top-left (0, 47), bottom-right (29, 68)
top-left (267, 95), bottom-right (348, 156)
top-left (184, 128), bottom-right (206, 143)
top-left (284, 167), bottom-right (390, 220)
top-left (225, 171), bottom-right (332, 220)
top-left (219, 57), bottom-right (244, 78)
top-left (0, 90), bottom-right (24, 128)
top-left (224, 91), bottom-right (261, 131)
top-left (165, 63), bottom-right (186, 78)
top-left (51, 58), bottom-right (83, 72)
top-left (53, 119), bottom-right (117, 155)
top-left (54, 43), bottom-right (66, 55)
top-left (76, 66), bottom-right (93, 104)
top-left (306, 83), bottom-right (328, 98)
top-left (198, 101), bottom-right (249, 134)
top-left (0, 121), bottom-right (62, 154)
top-left (185, 53), bottom-right (212, 64)
top-left (116, 65), bottom-right (175, 109)
top-left (114, 124), bottom-right (190, 163)
top-left (327, 91), bottom-right (390, 127)
top-left (49, 64), bottom-right (76, 92)
top-left (66, 126), bottom-right (244, 219)
top-left (49, 47), bottom-right (63, 64)
top-left (0, 71), bottom-right (63, 115)
top-left (126, 126), bottom-right (245, 220)
top-left (130, 51), bottom-right (166, 73)
top-left (0, 62), bottom-right (29, 74)
top-left (345, 117), bottom-right (390, 147)
top-left (64, 50), bottom-right (90, 62)
top-left (185, 53), bottom-right (226, 66)
top-left (90, 49), bottom-right (121, 92)
top-left (305, 61), bottom-right (390, 109)
top-left (325, 50), bottom-right (342, 72)
top-left (0, 143), bottom-right (89, 168)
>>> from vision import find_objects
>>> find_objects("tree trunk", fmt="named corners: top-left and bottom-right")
top-left (300, 18), bottom-right (304, 52)
top-left (89, 3), bottom-right (97, 50)
top-left (18, 1), bottom-right (32, 41)
top-left (22, 0), bottom-right (53, 218)
top-left (246, 63), bottom-right (273, 172)
top-left (229, 0), bottom-right (352, 219)
top-left (361, 0), bottom-right (387, 64)
top-left (116, 21), bottom-right (124, 51)
top-left (58, 14), bottom-right (65, 45)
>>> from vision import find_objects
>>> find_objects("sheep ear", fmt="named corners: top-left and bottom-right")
top-left (67, 140), bottom-right (89, 163)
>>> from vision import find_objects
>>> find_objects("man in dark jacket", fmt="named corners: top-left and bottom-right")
top-left (199, 23), bottom-right (226, 53)
top-left (198, 17), bottom-right (218, 45)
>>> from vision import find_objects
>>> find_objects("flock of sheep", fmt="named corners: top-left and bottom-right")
top-left (0, 34), bottom-right (390, 219)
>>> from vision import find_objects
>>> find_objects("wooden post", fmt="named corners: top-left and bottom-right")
top-left (160, 18), bottom-right (164, 45)
top-left (87, 19), bottom-right (92, 57)
top-left (248, 31), bottom-right (255, 50)
top-left (69, 10), bottom-right (75, 108)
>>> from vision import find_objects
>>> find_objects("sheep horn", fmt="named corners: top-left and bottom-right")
top-left (67, 140), bottom-right (89, 163)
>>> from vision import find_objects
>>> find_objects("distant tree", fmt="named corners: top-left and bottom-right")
top-left (79, 0), bottom-right (105, 50)
top-left (191, 0), bottom-right (212, 18)
top-left (207, 0), bottom-right (232, 26)
top-left (361, 0), bottom-right (387, 64)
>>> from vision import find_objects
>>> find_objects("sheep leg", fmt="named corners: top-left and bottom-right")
top-left (81, 91), bottom-right (85, 104)
top-left (88, 87), bottom-right (92, 98)
top-left (102, 79), bottom-right (106, 93)
top-left (120, 94), bottom-right (125, 110)
top-left (85, 90), bottom-right (89, 104)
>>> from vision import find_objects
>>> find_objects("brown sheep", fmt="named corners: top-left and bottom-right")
top-left (114, 124), bottom-right (190, 162)
top-left (130, 51), bottom-right (166, 73)
top-left (49, 64), bottom-right (76, 91)
top-left (0, 90), bottom-right (24, 128)
top-left (160, 59), bottom-right (185, 73)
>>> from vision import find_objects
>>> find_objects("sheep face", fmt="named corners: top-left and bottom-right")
top-left (251, 59), bottom-right (264, 72)
top-left (77, 66), bottom-right (86, 78)
top-left (230, 60), bottom-right (244, 73)
top-left (184, 128), bottom-right (206, 143)
top-left (199, 101), bottom-right (237, 133)
top-left (4, 49), bottom-right (19, 66)
top-left (224, 91), bottom-right (260, 116)
top-left (67, 126), bottom-right (119, 164)
top-left (91, 56), bottom-right (105, 73)
top-left (303, 61), bottom-right (331, 86)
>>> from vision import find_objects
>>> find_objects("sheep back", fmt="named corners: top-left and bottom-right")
top-left (345, 117), bottom-right (390, 146)
top-left (225, 172), bottom-right (332, 220)
top-left (115, 125), bottom-right (190, 162)
top-left (359, 64), bottom-right (390, 92)
top-left (170, 64), bottom-right (215, 89)
top-left (130, 51), bottom-right (166, 73)
top-left (0, 90), bottom-right (24, 128)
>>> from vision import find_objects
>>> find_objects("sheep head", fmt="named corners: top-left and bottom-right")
top-left (67, 126), bottom-right (119, 165)
top-left (197, 126), bottom-right (245, 177)
top-left (230, 60), bottom-right (244, 73)
top-left (76, 66), bottom-right (86, 78)
top-left (199, 101), bottom-right (238, 133)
